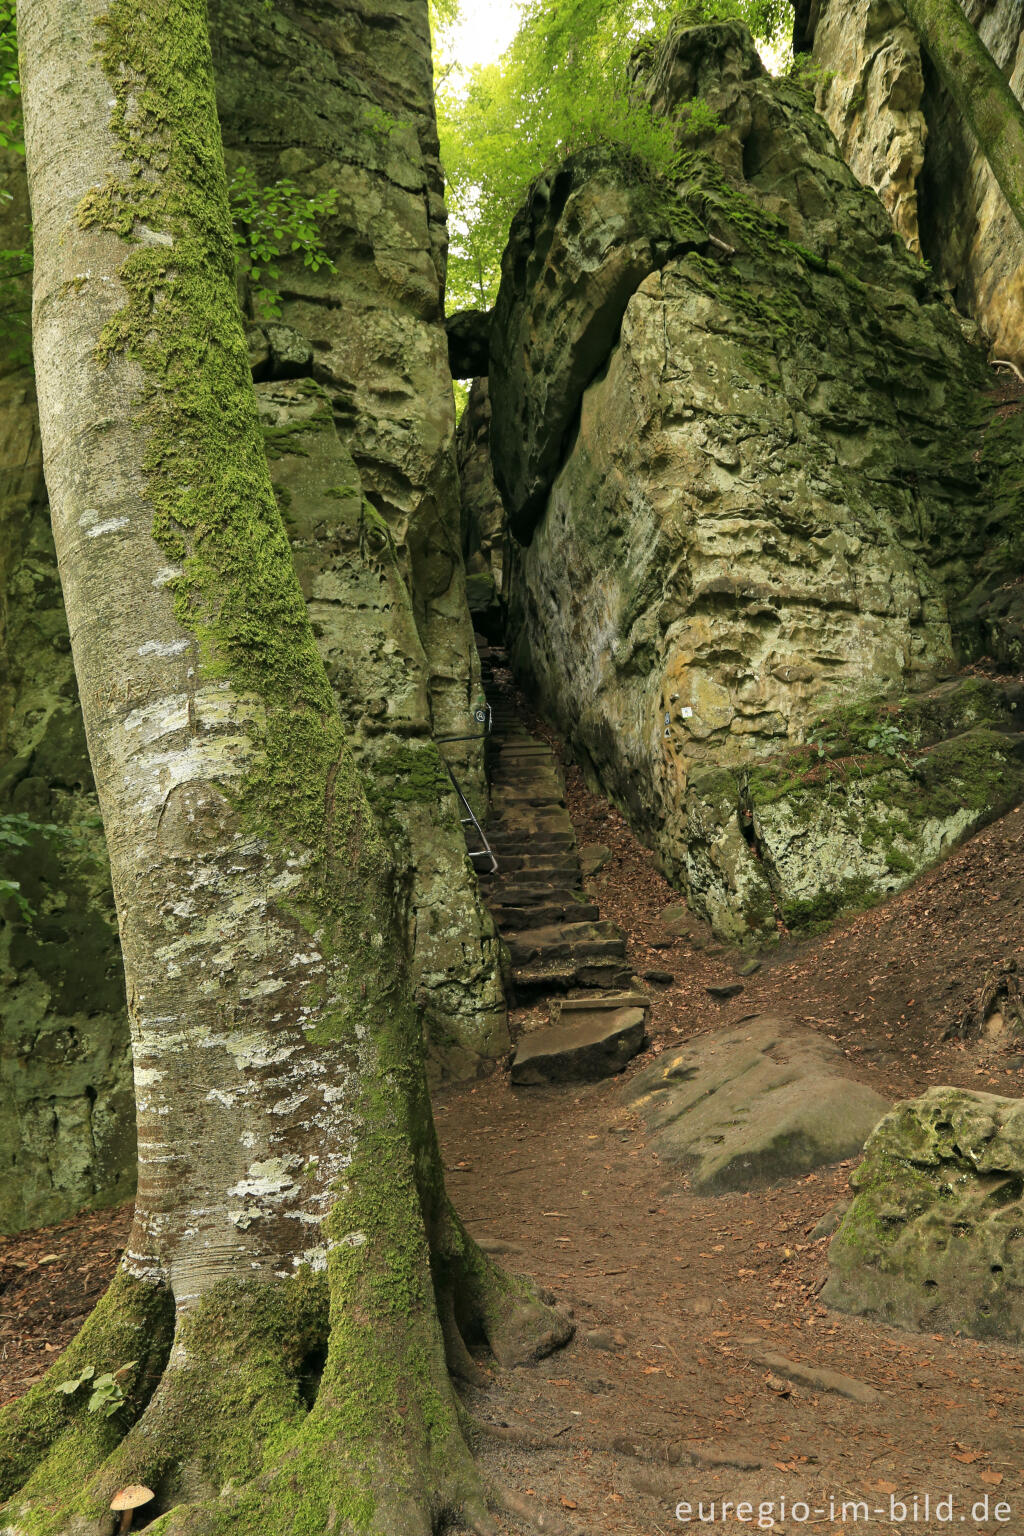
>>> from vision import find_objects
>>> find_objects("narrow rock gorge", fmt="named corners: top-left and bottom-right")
top-left (803, 0), bottom-right (1024, 367)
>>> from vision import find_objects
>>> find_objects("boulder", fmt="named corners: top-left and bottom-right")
top-left (511, 1003), bottom-right (647, 1084)
top-left (824, 1087), bottom-right (1024, 1345)
top-left (628, 1016), bottom-right (890, 1192)
top-left (447, 308), bottom-right (492, 380)
top-left (579, 843), bottom-right (612, 878)
top-left (500, 20), bottom-right (1024, 941)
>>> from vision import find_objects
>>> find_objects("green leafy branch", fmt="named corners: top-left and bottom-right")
top-left (0, 0), bottom-right (23, 163)
top-left (0, 811), bottom-right (86, 920)
top-left (227, 166), bottom-right (338, 319)
top-left (54, 1361), bottom-right (137, 1418)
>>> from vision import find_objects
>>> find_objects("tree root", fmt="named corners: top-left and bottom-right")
top-left (488, 1485), bottom-right (570, 1535)
top-left (0, 1268), bottom-right (174, 1506)
top-left (458, 1405), bottom-right (561, 1451)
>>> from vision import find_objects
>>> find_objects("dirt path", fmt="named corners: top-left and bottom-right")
top-left (3, 736), bottom-right (1024, 1534)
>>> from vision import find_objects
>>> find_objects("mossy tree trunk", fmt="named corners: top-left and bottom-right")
top-left (0, 0), bottom-right (569, 1529)
top-left (898, 0), bottom-right (1024, 240)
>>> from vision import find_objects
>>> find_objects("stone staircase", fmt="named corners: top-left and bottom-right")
top-left (476, 644), bottom-right (640, 1010)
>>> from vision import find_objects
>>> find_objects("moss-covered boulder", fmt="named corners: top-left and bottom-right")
top-left (824, 1087), bottom-right (1024, 1345)
top-left (737, 677), bottom-right (1024, 935)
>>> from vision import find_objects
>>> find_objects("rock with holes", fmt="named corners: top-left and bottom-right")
top-left (824, 1087), bottom-right (1024, 1345)
top-left (628, 1016), bottom-right (889, 1192)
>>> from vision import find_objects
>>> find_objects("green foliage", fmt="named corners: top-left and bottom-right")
top-left (0, 812), bottom-right (81, 920)
top-left (227, 165), bottom-right (338, 319)
top-left (54, 1362), bottom-right (137, 1419)
top-left (436, 0), bottom-right (794, 311)
top-left (0, 0), bottom-right (21, 159)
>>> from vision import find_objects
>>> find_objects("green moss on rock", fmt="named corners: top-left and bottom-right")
top-left (824, 1088), bottom-right (1024, 1345)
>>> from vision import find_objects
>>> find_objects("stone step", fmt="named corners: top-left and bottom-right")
top-left (491, 879), bottom-right (584, 900)
top-left (505, 920), bottom-right (627, 967)
top-left (487, 812), bottom-right (574, 836)
top-left (490, 784), bottom-right (564, 804)
top-left (511, 1003), bottom-right (648, 1085)
top-left (493, 854), bottom-right (580, 877)
top-left (512, 956), bottom-right (631, 995)
top-left (488, 834), bottom-right (576, 855)
top-left (493, 899), bottom-right (602, 930)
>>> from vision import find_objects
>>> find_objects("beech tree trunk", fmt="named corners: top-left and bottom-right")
top-left (898, 0), bottom-right (1024, 240)
top-left (0, 0), bottom-right (568, 1529)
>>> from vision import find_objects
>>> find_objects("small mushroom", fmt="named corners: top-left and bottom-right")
top-left (109, 1485), bottom-right (154, 1535)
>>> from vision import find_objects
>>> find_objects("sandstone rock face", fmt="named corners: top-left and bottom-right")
top-left (809, 0), bottom-right (1024, 364)
top-left (211, 0), bottom-right (509, 1076)
top-left (0, 369), bottom-right (136, 1234)
top-left (259, 380), bottom-right (509, 1079)
top-left (490, 150), bottom-right (704, 542)
top-left (210, 0), bottom-right (485, 775)
top-left (0, 154), bottom-right (135, 1234)
top-left (456, 378), bottom-right (507, 612)
top-left (809, 0), bottom-right (927, 254)
top-left (502, 21), bottom-right (1010, 939)
top-left (629, 1017), bottom-right (890, 1192)
top-left (824, 1087), bottom-right (1024, 1345)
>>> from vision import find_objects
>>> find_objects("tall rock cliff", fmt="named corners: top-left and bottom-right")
top-left (807, 0), bottom-right (1024, 364)
top-left (209, 0), bottom-right (508, 1077)
top-left (496, 21), bottom-right (1024, 942)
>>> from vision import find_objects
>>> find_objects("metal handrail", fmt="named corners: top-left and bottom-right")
top-left (436, 705), bottom-right (497, 875)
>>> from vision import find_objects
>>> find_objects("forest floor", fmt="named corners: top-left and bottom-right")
top-left (3, 708), bottom-right (1024, 1534)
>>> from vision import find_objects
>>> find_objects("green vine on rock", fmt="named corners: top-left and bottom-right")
top-left (227, 164), bottom-right (337, 318)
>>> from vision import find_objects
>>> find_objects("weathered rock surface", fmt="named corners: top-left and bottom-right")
top-left (211, 2), bottom-right (514, 1073)
top-left (456, 377), bottom-right (507, 633)
top-left (211, 0), bottom-right (487, 787)
top-left (686, 676), bottom-right (1024, 939)
top-left (0, 153), bottom-right (135, 1234)
top-left (500, 20), bottom-right (1023, 940)
top-left (824, 1086), bottom-right (1024, 1345)
top-left (259, 380), bottom-right (509, 1080)
top-left (808, 0), bottom-right (1024, 365)
top-left (490, 148), bottom-right (704, 542)
top-left (629, 1016), bottom-right (890, 1192)
top-left (511, 1003), bottom-right (647, 1084)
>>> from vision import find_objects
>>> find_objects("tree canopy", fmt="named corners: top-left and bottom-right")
top-left (436, 0), bottom-right (793, 314)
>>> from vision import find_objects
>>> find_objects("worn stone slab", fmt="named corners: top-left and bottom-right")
top-left (628, 1016), bottom-right (889, 1192)
top-left (511, 1007), bottom-right (647, 1085)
